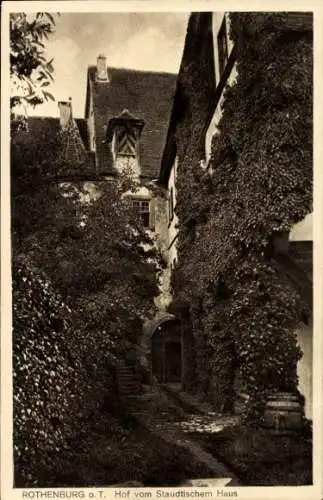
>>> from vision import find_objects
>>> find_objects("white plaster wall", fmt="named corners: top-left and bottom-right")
top-left (154, 267), bottom-right (172, 311)
top-left (289, 212), bottom-right (313, 241)
top-left (123, 185), bottom-right (151, 199)
top-left (296, 321), bottom-right (313, 420)
top-left (79, 182), bottom-right (101, 203)
top-left (122, 183), bottom-right (174, 311)
top-left (58, 181), bottom-right (101, 204)
top-left (115, 156), bottom-right (141, 178)
top-left (205, 13), bottom-right (237, 162)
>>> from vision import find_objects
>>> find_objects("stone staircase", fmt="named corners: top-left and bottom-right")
top-left (116, 361), bottom-right (142, 399)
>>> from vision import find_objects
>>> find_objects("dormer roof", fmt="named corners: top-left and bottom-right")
top-left (85, 66), bottom-right (177, 179)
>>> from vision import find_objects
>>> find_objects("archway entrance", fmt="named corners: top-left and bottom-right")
top-left (142, 311), bottom-right (195, 389)
top-left (143, 312), bottom-right (181, 385)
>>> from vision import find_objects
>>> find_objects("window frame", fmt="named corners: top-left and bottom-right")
top-left (131, 198), bottom-right (151, 229)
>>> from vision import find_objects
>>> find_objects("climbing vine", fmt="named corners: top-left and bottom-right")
top-left (171, 12), bottom-right (312, 419)
top-left (11, 121), bottom-right (161, 484)
top-left (13, 257), bottom-right (84, 484)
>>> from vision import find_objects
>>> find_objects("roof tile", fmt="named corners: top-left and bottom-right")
top-left (87, 66), bottom-right (177, 179)
top-left (12, 117), bottom-right (97, 181)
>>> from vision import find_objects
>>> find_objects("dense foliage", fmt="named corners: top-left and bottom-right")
top-left (10, 12), bottom-right (57, 130)
top-left (12, 123), bottom-right (161, 483)
top-left (171, 13), bottom-right (312, 419)
top-left (13, 257), bottom-right (85, 484)
top-left (13, 259), bottom-right (194, 488)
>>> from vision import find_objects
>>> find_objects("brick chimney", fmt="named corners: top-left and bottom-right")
top-left (96, 54), bottom-right (109, 82)
top-left (58, 98), bottom-right (73, 129)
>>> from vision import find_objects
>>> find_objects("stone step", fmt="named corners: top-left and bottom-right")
top-left (118, 380), bottom-right (141, 385)
top-left (117, 376), bottom-right (141, 382)
top-left (117, 373), bottom-right (140, 379)
top-left (118, 386), bottom-right (141, 394)
top-left (117, 380), bottom-right (141, 386)
top-left (118, 386), bottom-right (141, 392)
top-left (118, 385), bottom-right (137, 388)
top-left (117, 375), bottom-right (141, 381)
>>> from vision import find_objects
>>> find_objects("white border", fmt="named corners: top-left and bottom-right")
top-left (2, 2), bottom-right (322, 500)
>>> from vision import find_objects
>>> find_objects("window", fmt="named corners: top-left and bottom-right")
top-left (115, 127), bottom-right (137, 157)
top-left (132, 199), bottom-right (150, 228)
top-left (217, 17), bottom-right (228, 77)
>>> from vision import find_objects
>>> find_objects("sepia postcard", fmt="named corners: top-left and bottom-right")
top-left (1, 1), bottom-right (323, 500)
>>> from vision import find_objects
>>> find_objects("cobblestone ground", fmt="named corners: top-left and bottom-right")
top-left (126, 385), bottom-right (241, 486)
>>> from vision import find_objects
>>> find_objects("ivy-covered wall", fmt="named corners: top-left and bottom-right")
top-left (170, 12), bottom-right (313, 420)
top-left (13, 257), bottom-right (89, 485)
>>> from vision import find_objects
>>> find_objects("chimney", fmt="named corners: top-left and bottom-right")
top-left (58, 98), bottom-right (72, 129)
top-left (96, 54), bottom-right (109, 82)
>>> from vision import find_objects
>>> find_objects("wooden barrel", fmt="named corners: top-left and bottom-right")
top-left (262, 392), bottom-right (304, 433)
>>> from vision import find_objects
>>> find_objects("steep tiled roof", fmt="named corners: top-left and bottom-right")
top-left (11, 117), bottom-right (96, 181)
top-left (75, 118), bottom-right (90, 150)
top-left (59, 115), bottom-right (87, 166)
top-left (14, 116), bottom-right (60, 143)
top-left (85, 66), bottom-right (177, 179)
top-left (12, 116), bottom-right (89, 155)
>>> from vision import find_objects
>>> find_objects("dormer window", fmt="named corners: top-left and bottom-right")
top-left (115, 126), bottom-right (138, 157)
top-left (106, 109), bottom-right (144, 176)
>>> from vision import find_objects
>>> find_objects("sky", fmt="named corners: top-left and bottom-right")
top-left (31, 12), bottom-right (189, 118)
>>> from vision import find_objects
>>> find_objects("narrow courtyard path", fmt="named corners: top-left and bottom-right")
top-left (124, 384), bottom-right (241, 486)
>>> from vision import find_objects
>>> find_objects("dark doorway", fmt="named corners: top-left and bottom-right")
top-left (151, 330), bottom-right (164, 382)
top-left (151, 322), bottom-right (182, 384)
top-left (165, 341), bottom-right (181, 383)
